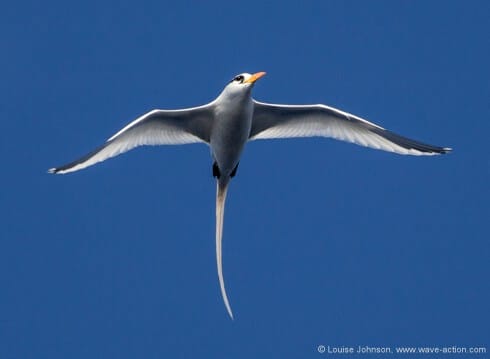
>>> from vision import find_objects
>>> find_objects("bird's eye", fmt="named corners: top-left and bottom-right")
top-left (233, 75), bottom-right (244, 83)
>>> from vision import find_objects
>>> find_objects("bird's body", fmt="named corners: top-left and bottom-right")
top-left (49, 72), bottom-right (451, 319)
top-left (211, 82), bottom-right (254, 178)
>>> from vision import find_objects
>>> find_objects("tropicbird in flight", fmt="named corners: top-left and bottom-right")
top-left (49, 71), bottom-right (451, 319)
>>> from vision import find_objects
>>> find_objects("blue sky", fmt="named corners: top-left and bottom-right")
top-left (1, 0), bottom-right (489, 357)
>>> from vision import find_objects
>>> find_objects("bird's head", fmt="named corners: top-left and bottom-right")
top-left (220, 72), bottom-right (266, 98)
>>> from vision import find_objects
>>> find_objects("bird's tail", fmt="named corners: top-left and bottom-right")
top-left (216, 178), bottom-right (233, 319)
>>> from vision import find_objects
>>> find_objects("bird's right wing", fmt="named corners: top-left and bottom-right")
top-left (49, 104), bottom-right (214, 174)
top-left (250, 100), bottom-right (451, 155)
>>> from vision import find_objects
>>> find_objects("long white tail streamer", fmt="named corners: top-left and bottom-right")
top-left (216, 180), bottom-right (233, 319)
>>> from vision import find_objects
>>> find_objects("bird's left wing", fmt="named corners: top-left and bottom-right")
top-left (250, 100), bottom-right (451, 155)
top-left (49, 105), bottom-right (214, 174)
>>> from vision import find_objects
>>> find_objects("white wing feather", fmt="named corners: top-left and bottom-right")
top-left (49, 105), bottom-right (213, 174)
top-left (250, 101), bottom-right (451, 155)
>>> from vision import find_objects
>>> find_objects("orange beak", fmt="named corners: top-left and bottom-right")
top-left (244, 71), bottom-right (266, 84)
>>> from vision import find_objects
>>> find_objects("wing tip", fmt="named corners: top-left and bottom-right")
top-left (48, 166), bottom-right (71, 174)
top-left (429, 146), bottom-right (452, 155)
top-left (414, 146), bottom-right (452, 156)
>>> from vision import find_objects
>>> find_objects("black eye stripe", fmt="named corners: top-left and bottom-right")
top-left (231, 75), bottom-right (244, 83)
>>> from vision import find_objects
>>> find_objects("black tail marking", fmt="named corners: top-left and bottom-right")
top-left (230, 163), bottom-right (239, 178)
top-left (213, 162), bottom-right (221, 179)
top-left (212, 162), bottom-right (240, 179)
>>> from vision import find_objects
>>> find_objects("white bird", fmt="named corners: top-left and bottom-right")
top-left (49, 71), bottom-right (451, 319)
